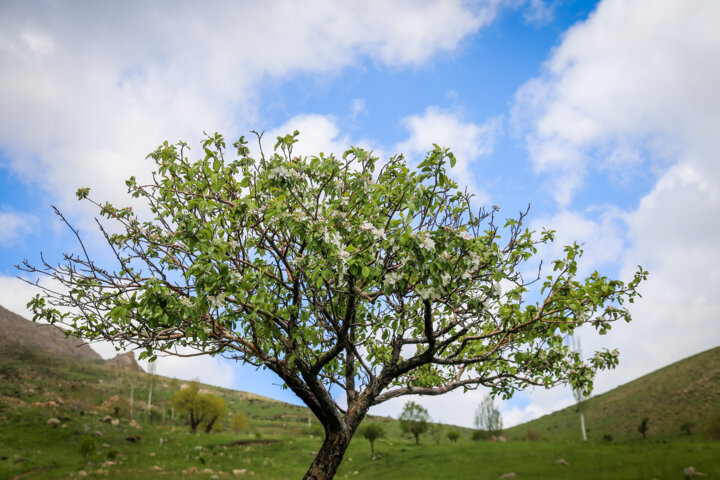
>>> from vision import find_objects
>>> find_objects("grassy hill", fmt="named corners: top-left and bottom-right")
top-left (507, 346), bottom-right (720, 442)
top-left (1, 314), bottom-right (718, 478)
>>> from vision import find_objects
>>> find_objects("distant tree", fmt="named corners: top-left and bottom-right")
top-left (446, 430), bottom-right (460, 443)
top-left (147, 359), bottom-right (157, 422)
top-left (429, 423), bottom-right (445, 445)
top-left (171, 383), bottom-right (226, 433)
top-left (571, 335), bottom-right (588, 441)
top-left (22, 131), bottom-right (646, 479)
top-left (474, 395), bottom-right (503, 436)
top-left (231, 411), bottom-right (249, 434)
top-left (399, 401), bottom-right (430, 445)
top-left (361, 423), bottom-right (385, 453)
top-left (707, 412), bottom-right (720, 440)
top-left (638, 417), bottom-right (649, 439)
top-left (680, 421), bottom-right (695, 436)
top-left (199, 394), bottom-right (227, 433)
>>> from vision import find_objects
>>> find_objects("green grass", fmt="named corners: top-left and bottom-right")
top-left (1, 340), bottom-right (719, 479)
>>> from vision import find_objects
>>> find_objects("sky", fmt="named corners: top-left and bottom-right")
top-left (1, 0), bottom-right (719, 429)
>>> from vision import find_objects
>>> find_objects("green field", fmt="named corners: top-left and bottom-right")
top-left (1, 340), bottom-right (719, 479)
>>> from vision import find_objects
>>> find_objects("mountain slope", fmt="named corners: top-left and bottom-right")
top-left (0, 304), bottom-right (101, 361)
top-left (507, 346), bottom-right (720, 441)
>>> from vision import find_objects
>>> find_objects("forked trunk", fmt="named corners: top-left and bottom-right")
top-left (303, 429), bottom-right (351, 480)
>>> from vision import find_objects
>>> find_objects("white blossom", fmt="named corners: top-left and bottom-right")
top-left (386, 272), bottom-right (401, 287)
top-left (180, 297), bottom-right (193, 307)
top-left (419, 237), bottom-right (435, 251)
top-left (416, 286), bottom-right (435, 301)
top-left (493, 281), bottom-right (502, 297)
top-left (207, 294), bottom-right (224, 309)
top-left (441, 273), bottom-right (451, 286)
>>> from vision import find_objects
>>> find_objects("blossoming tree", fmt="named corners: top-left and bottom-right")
top-left (22, 131), bottom-right (646, 479)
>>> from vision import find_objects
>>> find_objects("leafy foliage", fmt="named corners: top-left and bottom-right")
top-left (21, 131), bottom-right (646, 477)
top-left (171, 383), bottom-right (226, 433)
top-left (399, 401), bottom-right (430, 445)
top-left (231, 411), bottom-right (249, 434)
top-left (446, 429), bottom-right (460, 443)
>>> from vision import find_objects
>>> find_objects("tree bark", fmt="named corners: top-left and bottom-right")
top-left (303, 428), bottom-right (351, 480)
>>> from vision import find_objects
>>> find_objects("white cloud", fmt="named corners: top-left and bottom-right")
top-left (0, 208), bottom-right (36, 246)
top-left (0, 0), bottom-right (501, 221)
top-left (511, 0), bottom-right (720, 417)
top-left (395, 106), bottom-right (501, 197)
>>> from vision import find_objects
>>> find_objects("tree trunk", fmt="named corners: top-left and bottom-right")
top-left (579, 411), bottom-right (587, 442)
top-left (303, 429), bottom-right (351, 480)
top-left (414, 433), bottom-right (419, 445)
top-left (205, 416), bottom-right (218, 434)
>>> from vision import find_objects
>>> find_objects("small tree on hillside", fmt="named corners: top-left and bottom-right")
top-left (171, 383), bottom-right (226, 433)
top-left (22, 131), bottom-right (646, 479)
top-left (474, 395), bottom-right (502, 436)
top-left (231, 411), bottom-right (249, 434)
top-left (571, 335), bottom-right (588, 441)
top-left (399, 401), bottom-right (430, 445)
top-left (200, 394), bottom-right (227, 433)
top-left (361, 423), bottom-right (385, 453)
top-left (446, 429), bottom-right (460, 443)
top-left (638, 417), bottom-right (649, 439)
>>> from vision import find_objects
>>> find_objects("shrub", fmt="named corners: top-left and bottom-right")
top-left (638, 417), bottom-right (649, 439)
top-left (231, 412), bottom-right (249, 434)
top-left (79, 435), bottom-right (96, 459)
top-left (472, 430), bottom-right (491, 441)
top-left (602, 433), bottom-right (613, 442)
top-left (680, 421), bottom-right (695, 436)
top-left (446, 430), bottom-right (460, 443)
top-left (706, 412), bottom-right (720, 440)
top-left (525, 430), bottom-right (541, 441)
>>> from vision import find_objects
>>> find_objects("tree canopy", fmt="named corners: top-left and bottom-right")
top-left (22, 131), bottom-right (646, 479)
top-left (399, 400), bottom-right (430, 444)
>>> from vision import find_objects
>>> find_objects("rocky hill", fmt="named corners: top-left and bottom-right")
top-left (0, 304), bottom-right (101, 361)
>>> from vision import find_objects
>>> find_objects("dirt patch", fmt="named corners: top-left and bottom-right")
top-left (215, 439), bottom-right (280, 447)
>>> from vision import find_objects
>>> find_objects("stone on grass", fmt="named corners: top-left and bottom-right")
top-left (684, 466), bottom-right (707, 478)
top-left (47, 417), bottom-right (61, 426)
top-left (499, 473), bottom-right (517, 479)
top-left (233, 469), bottom-right (248, 476)
top-left (556, 459), bottom-right (569, 466)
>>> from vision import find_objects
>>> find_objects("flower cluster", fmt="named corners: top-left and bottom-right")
top-left (360, 221), bottom-right (386, 241)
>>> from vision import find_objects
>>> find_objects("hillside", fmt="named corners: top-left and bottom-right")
top-left (507, 346), bottom-right (720, 441)
top-left (0, 304), bottom-right (101, 361)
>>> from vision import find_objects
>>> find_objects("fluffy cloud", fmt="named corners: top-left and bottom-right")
top-left (0, 208), bottom-right (36, 247)
top-left (513, 0), bottom-right (720, 399)
top-left (395, 106), bottom-right (501, 197)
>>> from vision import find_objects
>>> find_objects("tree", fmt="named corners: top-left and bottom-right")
top-left (147, 359), bottom-right (157, 422)
top-left (429, 423), bottom-right (445, 445)
top-left (231, 411), bottom-right (249, 434)
top-left (399, 401), bottom-right (430, 445)
top-left (171, 383), bottom-right (226, 433)
top-left (638, 417), bottom-right (649, 439)
top-left (474, 395), bottom-right (502, 436)
top-left (571, 335), bottom-right (588, 441)
top-left (22, 131), bottom-right (646, 479)
top-left (361, 423), bottom-right (384, 453)
top-left (446, 429), bottom-right (460, 443)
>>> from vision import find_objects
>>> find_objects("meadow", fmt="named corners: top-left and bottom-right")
top-left (1, 340), bottom-right (719, 479)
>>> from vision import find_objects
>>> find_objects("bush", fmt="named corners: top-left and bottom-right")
top-left (525, 430), bottom-right (541, 441)
top-left (446, 430), bottom-right (460, 443)
top-left (680, 421), bottom-right (695, 436)
top-left (602, 433), bottom-right (613, 442)
top-left (231, 412), bottom-right (249, 434)
top-left (706, 412), bottom-right (720, 440)
top-left (79, 435), bottom-right (96, 459)
top-left (472, 430), bottom-right (492, 441)
top-left (638, 417), bottom-right (649, 439)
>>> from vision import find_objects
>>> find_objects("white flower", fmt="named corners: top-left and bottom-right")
top-left (416, 286), bottom-right (435, 301)
top-left (468, 251), bottom-right (480, 269)
top-left (419, 237), bottom-right (435, 251)
top-left (207, 294), bottom-right (224, 309)
top-left (441, 273), bottom-right (451, 286)
top-left (461, 271), bottom-right (472, 281)
top-left (228, 240), bottom-right (240, 249)
top-left (386, 272), bottom-right (401, 287)
top-left (492, 282), bottom-right (502, 297)
top-left (180, 297), bottom-right (193, 307)
top-left (461, 231), bottom-right (472, 240)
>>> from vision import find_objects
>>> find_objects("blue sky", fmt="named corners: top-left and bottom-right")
top-left (1, 0), bottom-right (719, 428)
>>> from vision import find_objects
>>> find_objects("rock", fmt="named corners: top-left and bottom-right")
top-left (233, 469), bottom-right (248, 476)
top-left (129, 419), bottom-right (141, 429)
top-left (111, 418), bottom-right (119, 426)
top-left (78, 471), bottom-right (87, 478)
top-left (104, 351), bottom-right (143, 371)
top-left (684, 466), bottom-right (707, 478)
top-left (556, 459), bottom-right (569, 466)
top-left (46, 417), bottom-right (61, 427)
top-left (151, 466), bottom-right (163, 472)
top-left (187, 466), bottom-right (199, 474)
top-left (499, 473), bottom-right (517, 479)
top-left (101, 416), bottom-right (113, 423)
top-left (203, 468), bottom-right (215, 474)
